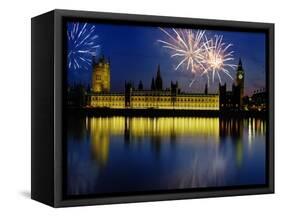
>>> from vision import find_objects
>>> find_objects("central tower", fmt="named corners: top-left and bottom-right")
top-left (92, 56), bottom-right (110, 93)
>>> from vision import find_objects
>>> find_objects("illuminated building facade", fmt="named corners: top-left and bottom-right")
top-left (124, 81), bottom-right (219, 110)
top-left (92, 56), bottom-right (110, 93)
top-left (88, 64), bottom-right (219, 110)
top-left (89, 93), bottom-right (125, 108)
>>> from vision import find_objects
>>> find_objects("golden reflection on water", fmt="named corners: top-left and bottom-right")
top-left (88, 117), bottom-right (220, 165)
top-left (88, 117), bottom-right (220, 136)
top-left (85, 116), bottom-right (266, 166)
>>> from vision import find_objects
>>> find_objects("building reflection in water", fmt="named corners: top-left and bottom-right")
top-left (87, 117), bottom-right (220, 165)
top-left (67, 115), bottom-right (266, 194)
top-left (86, 116), bottom-right (266, 166)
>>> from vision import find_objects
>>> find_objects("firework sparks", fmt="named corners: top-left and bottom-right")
top-left (158, 28), bottom-right (236, 87)
top-left (67, 22), bottom-right (100, 71)
top-left (158, 28), bottom-right (206, 73)
top-left (202, 35), bottom-right (236, 85)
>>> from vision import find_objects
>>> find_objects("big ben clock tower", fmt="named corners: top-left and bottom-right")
top-left (236, 58), bottom-right (244, 109)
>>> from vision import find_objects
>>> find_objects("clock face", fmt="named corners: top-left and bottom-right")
top-left (238, 74), bottom-right (243, 79)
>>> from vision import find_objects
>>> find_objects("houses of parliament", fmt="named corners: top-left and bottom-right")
top-left (83, 56), bottom-right (245, 111)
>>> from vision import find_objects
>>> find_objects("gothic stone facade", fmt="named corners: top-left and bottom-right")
top-left (88, 61), bottom-right (219, 110)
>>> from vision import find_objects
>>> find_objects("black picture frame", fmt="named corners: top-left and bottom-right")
top-left (31, 9), bottom-right (274, 207)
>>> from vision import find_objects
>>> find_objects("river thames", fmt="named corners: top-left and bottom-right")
top-left (66, 115), bottom-right (266, 196)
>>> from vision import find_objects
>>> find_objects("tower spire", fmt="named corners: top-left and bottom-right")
top-left (237, 58), bottom-right (243, 71)
top-left (157, 64), bottom-right (160, 77)
top-left (155, 64), bottom-right (163, 90)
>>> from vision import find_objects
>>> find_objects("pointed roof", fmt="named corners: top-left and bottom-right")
top-left (238, 58), bottom-right (242, 65)
top-left (237, 58), bottom-right (243, 71)
top-left (156, 64), bottom-right (161, 78)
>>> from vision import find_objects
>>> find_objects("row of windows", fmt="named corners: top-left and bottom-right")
top-left (92, 103), bottom-right (218, 107)
top-left (92, 97), bottom-right (124, 101)
top-left (129, 104), bottom-right (218, 108)
top-left (177, 98), bottom-right (218, 102)
top-left (91, 97), bottom-right (218, 102)
top-left (132, 98), bottom-right (218, 102)
top-left (91, 103), bottom-right (218, 109)
top-left (92, 103), bottom-right (124, 107)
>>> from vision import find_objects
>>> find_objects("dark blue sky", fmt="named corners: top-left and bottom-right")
top-left (67, 22), bottom-right (266, 96)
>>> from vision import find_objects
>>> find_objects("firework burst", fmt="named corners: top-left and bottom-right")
top-left (67, 22), bottom-right (100, 71)
top-left (158, 28), bottom-right (206, 73)
top-left (158, 28), bottom-right (236, 87)
top-left (202, 35), bottom-right (236, 85)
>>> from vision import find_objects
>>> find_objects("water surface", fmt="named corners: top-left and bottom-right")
top-left (66, 116), bottom-right (266, 196)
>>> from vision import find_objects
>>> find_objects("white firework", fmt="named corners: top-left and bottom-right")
top-left (202, 35), bottom-right (236, 85)
top-left (158, 28), bottom-right (236, 87)
top-left (67, 22), bottom-right (100, 71)
top-left (158, 28), bottom-right (206, 73)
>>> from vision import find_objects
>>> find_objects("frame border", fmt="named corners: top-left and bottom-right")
top-left (53, 9), bottom-right (274, 207)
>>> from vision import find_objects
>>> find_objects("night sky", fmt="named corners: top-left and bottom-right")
top-left (66, 21), bottom-right (266, 96)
